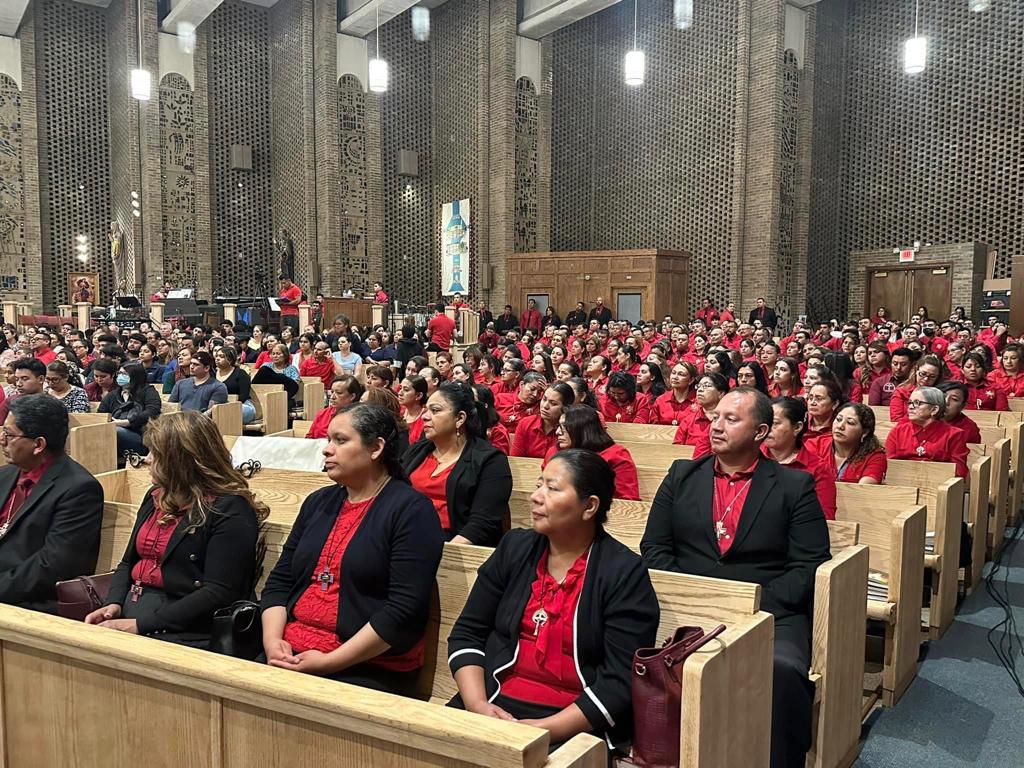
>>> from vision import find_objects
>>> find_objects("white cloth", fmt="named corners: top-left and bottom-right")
top-left (229, 435), bottom-right (326, 472)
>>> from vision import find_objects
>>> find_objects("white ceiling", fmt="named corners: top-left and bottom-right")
top-left (0, 0), bottom-right (30, 37)
top-left (338, 0), bottom-right (447, 37)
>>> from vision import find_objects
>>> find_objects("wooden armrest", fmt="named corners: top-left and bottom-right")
top-left (929, 477), bottom-right (965, 638)
top-left (543, 734), bottom-right (607, 767)
top-left (923, 553), bottom-right (940, 570)
top-left (866, 600), bottom-right (895, 623)
top-left (884, 505), bottom-right (926, 705)
top-left (261, 390), bottom-right (289, 435)
top-left (211, 401), bottom-right (243, 437)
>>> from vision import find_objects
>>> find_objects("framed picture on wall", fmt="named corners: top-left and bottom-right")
top-left (68, 272), bottom-right (100, 306)
top-left (440, 198), bottom-right (471, 297)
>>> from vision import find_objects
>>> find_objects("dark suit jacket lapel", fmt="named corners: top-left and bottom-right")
top-left (730, 459), bottom-right (777, 553)
top-left (0, 467), bottom-right (17, 518)
top-left (692, 459), bottom-right (719, 554)
top-left (6, 456), bottom-right (66, 531)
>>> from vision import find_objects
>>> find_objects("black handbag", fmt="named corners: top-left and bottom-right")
top-left (208, 600), bottom-right (263, 660)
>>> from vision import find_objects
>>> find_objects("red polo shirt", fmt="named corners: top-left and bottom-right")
top-left (511, 414), bottom-right (558, 459)
top-left (888, 384), bottom-right (913, 422)
top-left (991, 370), bottom-right (1024, 400)
top-left (885, 418), bottom-right (969, 478)
top-left (672, 403), bottom-right (712, 458)
top-left (762, 444), bottom-right (836, 520)
top-left (965, 380), bottom-right (1008, 411)
top-left (299, 356), bottom-right (336, 391)
top-left (488, 423), bottom-right (510, 455)
top-left (279, 283), bottom-right (302, 316)
top-left (305, 407), bottom-right (337, 439)
top-left (651, 389), bottom-right (696, 426)
top-left (598, 392), bottom-right (651, 424)
top-left (495, 392), bottom-right (539, 432)
top-left (946, 413), bottom-right (981, 445)
top-left (814, 438), bottom-right (887, 484)
top-left (543, 442), bottom-right (640, 501)
top-left (713, 458), bottom-right (758, 555)
top-left (427, 314), bottom-right (457, 352)
top-left (409, 455), bottom-right (455, 531)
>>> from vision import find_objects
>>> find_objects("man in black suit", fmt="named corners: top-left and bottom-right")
top-left (493, 304), bottom-right (518, 335)
top-left (747, 297), bottom-right (778, 332)
top-left (587, 296), bottom-right (613, 326)
top-left (0, 395), bottom-right (104, 614)
top-left (641, 387), bottom-right (830, 768)
top-left (565, 301), bottom-right (587, 329)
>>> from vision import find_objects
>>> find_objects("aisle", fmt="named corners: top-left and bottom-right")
top-left (855, 525), bottom-right (1024, 767)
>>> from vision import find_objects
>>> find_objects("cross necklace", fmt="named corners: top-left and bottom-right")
top-left (316, 476), bottom-right (390, 592)
top-left (713, 477), bottom-right (754, 542)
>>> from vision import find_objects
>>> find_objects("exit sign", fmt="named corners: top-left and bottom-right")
top-left (899, 249), bottom-right (915, 263)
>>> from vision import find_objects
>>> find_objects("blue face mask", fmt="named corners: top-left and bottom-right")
top-left (116, 373), bottom-right (130, 387)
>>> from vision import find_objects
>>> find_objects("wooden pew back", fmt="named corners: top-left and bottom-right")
top-left (605, 423), bottom-right (678, 443)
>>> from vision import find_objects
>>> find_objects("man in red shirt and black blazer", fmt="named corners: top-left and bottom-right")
top-left (641, 386), bottom-right (831, 768)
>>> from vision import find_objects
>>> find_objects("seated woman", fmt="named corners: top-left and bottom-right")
top-left (138, 343), bottom-right (165, 384)
top-left (45, 361), bottom-right (89, 413)
top-left (598, 371), bottom-right (651, 424)
top-left (86, 411), bottom-right (267, 646)
top-left (815, 402), bottom-right (887, 484)
top-left (472, 383), bottom-right (509, 455)
top-left (511, 382), bottom-right (573, 459)
top-left (332, 336), bottom-right (364, 379)
top-left (803, 379), bottom-right (845, 454)
top-left (214, 346), bottom-right (256, 424)
top-left (404, 381), bottom-right (513, 546)
top-left (771, 357), bottom-right (801, 398)
top-left (938, 380), bottom-right (982, 444)
top-left (992, 343), bottom-right (1024, 400)
top-left (735, 360), bottom-right (769, 396)
top-left (448, 449), bottom-right (659, 752)
top-left (361, 385), bottom-right (410, 457)
top-left (162, 348), bottom-right (191, 395)
top-left (398, 375), bottom-right (428, 443)
top-left (889, 354), bottom-right (943, 421)
top-left (651, 361), bottom-right (698, 426)
top-left (305, 375), bottom-right (364, 439)
top-left (261, 343), bottom-right (300, 381)
top-left (961, 351), bottom-right (1009, 411)
top-left (261, 404), bottom-right (443, 695)
top-left (885, 386), bottom-right (969, 478)
top-left (764, 397), bottom-right (837, 519)
top-left (365, 364), bottom-right (395, 390)
top-left (546, 405), bottom-right (640, 500)
top-left (672, 372), bottom-right (728, 457)
top-left (99, 361), bottom-right (162, 460)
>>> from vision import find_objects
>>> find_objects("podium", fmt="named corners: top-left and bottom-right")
top-left (322, 297), bottom-right (373, 329)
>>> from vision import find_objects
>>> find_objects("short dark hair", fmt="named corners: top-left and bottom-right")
top-left (732, 386), bottom-right (772, 430)
top-left (9, 394), bottom-right (68, 454)
top-left (334, 374), bottom-right (365, 402)
top-left (546, 448), bottom-right (614, 526)
top-left (192, 350), bottom-right (215, 370)
top-left (606, 371), bottom-right (637, 399)
top-left (92, 357), bottom-right (118, 377)
top-left (101, 343), bottom-right (126, 362)
top-left (13, 357), bottom-right (45, 378)
top-left (121, 361), bottom-right (148, 394)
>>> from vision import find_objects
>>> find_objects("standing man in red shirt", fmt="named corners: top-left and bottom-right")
top-left (277, 276), bottom-right (303, 334)
top-left (427, 303), bottom-right (457, 352)
top-left (519, 298), bottom-right (542, 335)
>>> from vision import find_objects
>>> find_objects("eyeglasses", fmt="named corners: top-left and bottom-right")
top-left (907, 400), bottom-right (933, 410)
top-left (0, 427), bottom-right (32, 442)
top-left (805, 394), bottom-right (829, 403)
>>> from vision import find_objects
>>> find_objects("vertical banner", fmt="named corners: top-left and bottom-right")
top-left (441, 198), bottom-right (471, 297)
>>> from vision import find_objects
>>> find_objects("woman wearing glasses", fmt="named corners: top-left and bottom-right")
top-left (672, 372), bottom-right (729, 457)
top-left (45, 361), bottom-right (89, 414)
top-left (546, 405), bottom-right (640, 501)
top-left (884, 386), bottom-right (968, 478)
top-left (889, 354), bottom-right (944, 422)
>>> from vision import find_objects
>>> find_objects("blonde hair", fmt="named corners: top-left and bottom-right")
top-left (143, 411), bottom-right (270, 528)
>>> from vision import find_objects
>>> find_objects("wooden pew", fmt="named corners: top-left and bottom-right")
top-left (210, 400), bottom-right (243, 437)
top-left (605, 423), bottom-right (678, 443)
top-left (298, 376), bottom-right (325, 421)
top-left (506, 493), bottom-right (868, 768)
top-left (997, 414), bottom-right (1024, 533)
top-left (243, 383), bottom-right (289, 436)
top-left (970, 438), bottom-right (1012, 560)
top-left (508, 456), bottom-right (669, 501)
top-left (65, 412), bottom-right (118, 476)
top-left (834, 484), bottom-right (927, 706)
top-left (612, 441), bottom-right (693, 468)
top-left (433, 543), bottom-right (774, 768)
top-left (883, 461), bottom-right (972, 639)
top-left (0, 603), bottom-right (605, 767)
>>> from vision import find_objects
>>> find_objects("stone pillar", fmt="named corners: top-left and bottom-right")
top-left (223, 303), bottom-right (237, 324)
top-left (372, 304), bottom-right (384, 328)
top-left (75, 302), bottom-right (91, 331)
top-left (58, 304), bottom-right (72, 319)
top-left (151, 302), bottom-right (165, 325)
top-left (16, 302), bottom-right (32, 330)
top-left (298, 302), bottom-right (311, 331)
top-left (3, 300), bottom-right (18, 327)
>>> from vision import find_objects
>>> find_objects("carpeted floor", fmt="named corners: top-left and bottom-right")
top-left (855, 524), bottom-right (1024, 767)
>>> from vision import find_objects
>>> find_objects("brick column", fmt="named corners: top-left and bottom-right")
top-left (19, 6), bottom-right (43, 310)
top-left (193, 24), bottom-right (213, 297)
top-left (313, 0), bottom-right (340, 295)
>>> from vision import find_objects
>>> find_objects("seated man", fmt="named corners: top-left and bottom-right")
top-left (0, 394), bottom-right (104, 613)
top-left (640, 386), bottom-right (831, 768)
top-left (0, 357), bottom-right (47, 425)
top-left (169, 350), bottom-right (228, 412)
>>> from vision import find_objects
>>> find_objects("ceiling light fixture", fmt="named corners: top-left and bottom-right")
top-left (673, 0), bottom-right (693, 30)
top-left (904, 0), bottom-right (927, 75)
top-left (624, 0), bottom-right (645, 86)
top-left (130, 0), bottom-right (150, 99)
top-left (368, 2), bottom-right (389, 93)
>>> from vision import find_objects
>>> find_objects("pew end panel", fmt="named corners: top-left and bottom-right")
top-left (967, 457), bottom-right (992, 593)
top-left (67, 420), bottom-right (117, 475)
top-left (883, 505), bottom-right (927, 707)
top-left (985, 438), bottom-right (1012, 560)
top-left (211, 400), bottom-right (243, 437)
top-left (299, 377), bottom-right (325, 420)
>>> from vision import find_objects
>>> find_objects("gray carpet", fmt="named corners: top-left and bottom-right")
top-left (855, 524), bottom-right (1024, 767)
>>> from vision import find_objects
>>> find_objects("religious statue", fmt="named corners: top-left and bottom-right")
top-left (275, 228), bottom-right (295, 282)
top-left (108, 221), bottom-right (129, 294)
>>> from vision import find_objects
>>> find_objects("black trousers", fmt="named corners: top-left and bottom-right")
top-left (772, 614), bottom-right (815, 768)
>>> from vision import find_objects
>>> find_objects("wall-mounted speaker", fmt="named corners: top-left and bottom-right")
top-left (230, 144), bottom-right (252, 171)
top-left (479, 264), bottom-right (494, 291)
top-left (397, 150), bottom-right (419, 177)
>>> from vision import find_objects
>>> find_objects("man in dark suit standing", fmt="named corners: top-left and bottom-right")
top-left (641, 387), bottom-right (830, 768)
top-left (493, 304), bottom-right (518, 335)
top-left (565, 301), bottom-right (587, 330)
top-left (587, 296), bottom-right (613, 326)
top-left (747, 297), bottom-right (778, 332)
top-left (0, 395), bottom-right (104, 614)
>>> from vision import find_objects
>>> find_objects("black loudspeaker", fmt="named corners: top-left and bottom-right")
top-left (231, 144), bottom-right (252, 171)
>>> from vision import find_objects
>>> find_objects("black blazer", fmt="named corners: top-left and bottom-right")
top-left (261, 480), bottom-right (443, 657)
top-left (747, 306), bottom-right (779, 331)
top-left (404, 436), bottom-right (512, 546)
top-left (641, 456), bottom-right (830, 621)
top-left (0, 454), bottom-right (103, 614)
top-left (448, 528), bottom-right (659, 749)
top-left (98, 385), bottom-right (163, 433)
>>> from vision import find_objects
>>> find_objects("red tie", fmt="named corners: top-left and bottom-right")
top-left (0, 478), bottom-right (35, 531)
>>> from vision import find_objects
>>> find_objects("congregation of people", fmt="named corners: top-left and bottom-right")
top-left (0, 290), bottom-right (1015, 768)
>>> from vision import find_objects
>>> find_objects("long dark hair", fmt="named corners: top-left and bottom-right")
top-left (121, 361), bottom-right (148, 396)
top-left (471, 383), bottom-right (500, 429)
top-left (735, 361), bottom-right (769, 395)
top-left (433, 381), bottom-right (483, 439)
top-left (567, 376), bottom-right (599, 409)
top-left (561, 405), bottom-right (614, 452)
top-left (770, 396), bottom-right (807, 446)
top-left (638, 361), bottom-right (667, 398)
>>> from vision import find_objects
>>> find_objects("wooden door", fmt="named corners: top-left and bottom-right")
top-left (868, 270), bottom-right (912, 322)
top-left (910, 266), bottom-right (952, 320)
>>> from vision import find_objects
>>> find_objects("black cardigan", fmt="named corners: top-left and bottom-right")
top-left (403, 436), bottom-right (512, 546)
top-left (447, 528), bottom-right (659, 749)
top-left (260, 479), bottom-right (443, 657)
top-left (106, 491), bottom-right (262, 636)
top-left (98, 385), bottom-right (163, 432)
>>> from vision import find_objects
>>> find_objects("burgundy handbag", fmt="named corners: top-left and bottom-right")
top-left (55, 572), bottom-right (114, 622)
top-left (630, 624), bottom-right (728, 768)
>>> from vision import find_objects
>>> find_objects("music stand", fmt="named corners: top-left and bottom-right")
top-left (163, 298), bottom-right (201, 317)
top-left (116, 295), bottom-right (142, 309)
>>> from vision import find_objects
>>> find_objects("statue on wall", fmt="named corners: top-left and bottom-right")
top-left (108, 221), bottom-right (129, 294)
top-left (275, 227), bottom-right (295, 282)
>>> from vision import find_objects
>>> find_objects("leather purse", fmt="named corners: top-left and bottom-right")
top-left (630, 624), bottom-right (728, 768)
top-left (55, 572), bottom-right (114, 622)
top-left (208, 600), bottom-right (263, 660)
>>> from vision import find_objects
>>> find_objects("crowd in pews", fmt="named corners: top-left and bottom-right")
top-left (0, 299), bottom-right (1018, 767)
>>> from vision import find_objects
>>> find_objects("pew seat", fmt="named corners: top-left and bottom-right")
top-left (243, 383), bottom-right (289, 436)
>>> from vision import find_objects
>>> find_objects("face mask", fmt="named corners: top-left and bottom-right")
top-left (116, 373), bottom-right (130, 387)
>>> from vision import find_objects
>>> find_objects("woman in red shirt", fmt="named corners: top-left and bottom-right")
top-left (889, 355), bottom-right (943, 421)
top-left (804, 379), bottom-right (844, 455)
top-left (673, 372), bottom-right (728, 457)
top-left (306, 375), bottom-right (364, 439)
top-left (512, 382), bottom-right (573, 459)
top-left (398, 375), bottom-right (428, 444)
top-left (939, 381), bottom-right (982, 444)
top-left (992, 343), bottom-right (1024, 401)
top-left (531, 352), bottom-right (556, 383)
top-left (771, 357), bottom-right (801, 398)
top-left (544, 405), bottom-right (641, 500)
top-left (448, 449), bottom-right (659, 751)
top-left (735, 360), bottom-right (770, 396)
top-left (764, 397), bottom-right (837, 519)
top-left (652, 361), bottom-right (698, 425)
top-left (815, 402), bottom-right (887, 484)
top-left (598, 371), bottom-right (651, 424)
top-left (885, 386), bottom-right (969, 478)
top-left (962, 351), bottom-right (1009, 411)
top-left (477, 354), bottom-right (502, 394)
top-left (261, 404), bottom-right (443, 694)
top-left (472, 383), bottom-right (510, 454)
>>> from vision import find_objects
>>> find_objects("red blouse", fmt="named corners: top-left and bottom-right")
top-left (947, 413), bottom-right (981, 445)
top-left (501, 548), bottom-right (588, 709)
top-left (965, 380), bottom-right (1009, 411)
top-left (488, 423), bottom-right (511, 455)
top-left (511, 414), bottom-right (559, 459)
top-left (651, 390), bottom-right (696, 426)
top-left (405, 410), bottom-right (425, 444)
top-left (495, 393), bottom-right (540, 432)
top-left (305, 406), bottom-right (336, 439)
top-left (672, 403), bottom-right (712, 458)
top-left (282, 497), bottom-right (425, 671)
top-left (885, 419), bottom-right (969, 478)
top-left (889, 385), bottom-right (913, 422)
top-left (409, 455), bottom-right (455, 530)
top-left (814, 437), bottom-right (887, 484)
top-left (130, 505), bottom-right (183, 589)
top-left (763, 444), bottom-right (837, 520)
top-left (598, 393), bottom-right (652, 424)
top-left (542, 443), bottom-right (641, 501)
top-left (992, 370), bottom-right (1024, 400)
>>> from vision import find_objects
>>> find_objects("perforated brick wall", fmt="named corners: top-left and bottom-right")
top-left (338, 74), bottom-right (369, 290)
top-left (159, 73), bottom-right (197, 289)
top-left (0, 75), bottom-right (26, 294)
top-left (514, 76), bottom-right (539, 253)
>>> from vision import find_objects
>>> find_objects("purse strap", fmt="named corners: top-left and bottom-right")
top-left (661, 623), bottom-right (728, 670)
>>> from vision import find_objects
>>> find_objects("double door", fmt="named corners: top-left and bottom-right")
top-left (867, 265), bottom-right (952, 322)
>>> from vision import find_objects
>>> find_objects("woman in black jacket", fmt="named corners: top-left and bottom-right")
top-left (98, 361), bottom-right (162, 460)
top-left (404, 381), bottom-right (513, 546)
top-left (260, 403), bottom-right (444, 696)
top-left (85, 411), bottom-right (267, 646)
top-left (447, 449), bottom-right (659, 752)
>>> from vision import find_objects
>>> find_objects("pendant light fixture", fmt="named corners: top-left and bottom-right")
top-left (673, 0), bottom-right (694, 30)
top-left (903, 0), bottom-right (927, 75)
top-left (624, 0), bottom-right (645, 86)
top-left (130, 0), bottom-right (150, 99)
top-left (368, 2), bottom-right (389, 93)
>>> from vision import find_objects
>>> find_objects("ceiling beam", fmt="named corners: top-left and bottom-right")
top-left (518, 0), bottom-right (622, 40)
top-left (0, 0), bottom-right (30, 37)
top-left (160, 0), bottom-right (226, 33)
top-left (338, 0), bottom-right (418, 37)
